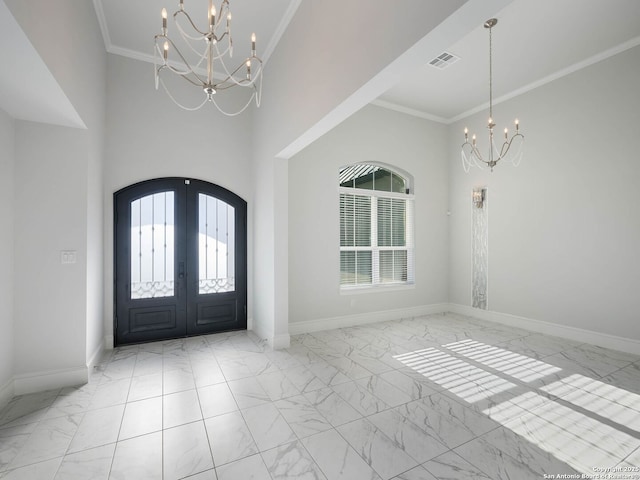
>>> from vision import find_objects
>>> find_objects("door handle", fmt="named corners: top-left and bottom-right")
top-left (179, 262), bottom-right (185, 279)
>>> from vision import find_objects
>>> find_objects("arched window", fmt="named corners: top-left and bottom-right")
top-left (339, 164), bottom-right (414, 289)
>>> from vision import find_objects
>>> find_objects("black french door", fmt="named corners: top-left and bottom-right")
top-left (114, 178), bottom-right (247, 346)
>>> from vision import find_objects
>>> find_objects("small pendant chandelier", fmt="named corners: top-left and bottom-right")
top-left (154, 0), bottom-right (263, 115)
top-left (461, 18), bottom-right (524, 172)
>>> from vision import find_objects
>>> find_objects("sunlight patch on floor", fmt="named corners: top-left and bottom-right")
top-left (394, 339), bottom-right (640, 475)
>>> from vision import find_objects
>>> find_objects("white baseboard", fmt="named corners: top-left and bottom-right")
top-left (13, 367), bottom-right (88, 396)
top-left (448, 303), bottom-right (640, 356)
top-left (271, 333), bottom-right (291, 350)
top-left (250, 318), bottom-right (290, 350)
top-left (104, 335), bottom-right (114, 351)
top-left (0, 377), bottom-right (14, 410)
top-left (86, 341), bottom-right (105, 370)
top-left (251, 320), bottom-right (272, 345)
top-left (288, 303), bottom-right (449, 336)
top-left (286, 302), bottom-right (640, 356)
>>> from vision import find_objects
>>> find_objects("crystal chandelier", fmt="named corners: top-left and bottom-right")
top-left (461, 18), bottom-right (524, 172)
top-left (154, 0), bottom-right (263, 114)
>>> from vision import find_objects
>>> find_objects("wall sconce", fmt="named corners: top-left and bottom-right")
top-left (472, 188), bottom-right (486, 208)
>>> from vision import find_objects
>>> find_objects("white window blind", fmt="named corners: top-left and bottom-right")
top-left (339, 164), bottom-right (414, 289)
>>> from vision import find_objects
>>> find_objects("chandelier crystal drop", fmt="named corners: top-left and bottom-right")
top-left (154, 0), bottom-right (263, 115)
top-left (461, 18), bottom-right (524, 172)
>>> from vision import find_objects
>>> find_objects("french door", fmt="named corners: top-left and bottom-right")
top-left (114, 178), bottom-right (247, 346)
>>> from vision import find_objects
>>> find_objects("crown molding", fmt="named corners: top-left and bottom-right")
top-left (92, 0), bottom-right (301, 70)
top-left (262, 0), bottom-right (301, 64)
top-left (377, 34), bottom-right (640, 125)
top-left (371, 99), bottom-right (448, 124)
top-left (92, 0), bottom-right (111, 52)
top-left (449, 34), bottom-right (640, 124)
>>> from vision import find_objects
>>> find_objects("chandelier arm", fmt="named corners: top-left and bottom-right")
top-left (155, 34), bottom-right (207, 72)
top-left (461, 142), bottom-right (489, 168)
top-left (210, 42), bottom-right (233, 61)
top-left (157, 64), bottom-right (207, 90)
top-left (471, 144), bottom-right (484, 164)
top-left (216, 31), bottom-right (229, 43)
top-left (461, 145), bottom-right (473, 172)
top-left (174, 10), bottom-right (209, 37)
top-left (461, 152), bottom-right (471, 173)
top-left (174, 22), bottom-right (212, 61)
top-left (159, 77), bottom-right (209, 111)
top-left (161, 68), bottom-right (206, 88)
top-left (210, 85), bottom-right (258, 116)
top-left (214, 58), bottom-right (260, 88)
top-left (160, 37), bottom-right (208, 85)
top-left (215, 79), bottom-right (255, 90)
top-left (175, 21), bottom-right (208, 41)
top-left (500, 132), bottom-right (525, 162)
top-left (213, 0), bottom-right (229, 30)
top-left (498, 140), bottom-right (510, 159)
top-left (212, 44), bottom-right (263, 87)
top-left (154, 42), bottom-right (203, 82)
top-left (215, 67), bottom-right (259, 87)
top-left (153, 39), bottom-right (165, 61)
top-left (461, 144), bottom-right (484, 171)
top-left (510, 135), bottom-right (524, 166)
top-left (469, 142), bottom-right (490, 167)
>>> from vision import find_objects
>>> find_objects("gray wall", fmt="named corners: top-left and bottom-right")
top-left (103, 54), bottom-right (255, 344)
top-left (288, 105), bottom-right (449, 325)
top-left (13, 122), bottom-right (89, 377)
top-left (448, 44), bottom-right (640, 341)
top-left (4, 0), bottom-right (107, 390)
top-left (0, 108), bottom-right (15, 404)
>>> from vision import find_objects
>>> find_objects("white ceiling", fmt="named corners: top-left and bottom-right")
top-left (0, 0), bottom-right (84, 128)
top-left (3, 0), bottom-right (639, 129)
top-left (377, 0), bottom-right (640, 123)
top-left (93, 0), bottom-right (640, 125)
top-left (93, 0), bottom-right (300, 68)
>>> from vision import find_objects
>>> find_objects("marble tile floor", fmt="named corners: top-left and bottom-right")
top-left (1, 313), bottom-right (640, 479)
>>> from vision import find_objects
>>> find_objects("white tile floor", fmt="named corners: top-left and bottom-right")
top-left (1, 313), bottom-right (640, 479)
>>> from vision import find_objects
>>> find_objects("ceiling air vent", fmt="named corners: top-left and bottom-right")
top-left (428, 52), bottom-right (460, 70)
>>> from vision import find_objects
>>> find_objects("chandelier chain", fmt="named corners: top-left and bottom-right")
top-left (488, 24), bottom-right (493, 121)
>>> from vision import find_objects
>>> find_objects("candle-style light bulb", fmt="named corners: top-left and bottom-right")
top-left (504, 127), bottom-right (508, 139)
top-left (251, 32), bottom-right (256, 54)
top-left (464, 127), bottom-right (468, 140)
top-left (246, 60), bottom-right (251, 80)
top-left (163, 41), bottom-right (169, 61)
top-left (161, 8), bottom-right (167, 32)
top-left (210, 5), bottom-right (216, 27)
top-left (515, 119), bottom-right (519, 131)
top-left (227, 12), bottom-right (231, 27)
top-left (179, 0), bottom-right (183, 11)
top-left (472, 134), bottom-right (477, 145)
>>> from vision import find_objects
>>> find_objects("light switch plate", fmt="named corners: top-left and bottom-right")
top-left (61, 250), bottom-right (77, 264)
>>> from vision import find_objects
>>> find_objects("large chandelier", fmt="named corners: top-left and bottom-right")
top-left (461, 18), bottom-right (524, 172)
top-left (154, 0), bottom-right (263, 114)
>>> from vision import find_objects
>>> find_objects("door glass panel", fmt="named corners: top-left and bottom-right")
top-left (130, 191), bottom-right (175, 299)
top-left (198, 194), bottom-right (235, 294)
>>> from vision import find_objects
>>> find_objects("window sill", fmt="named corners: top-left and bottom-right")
top-left (339, 283), bottom-right (415, 296)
